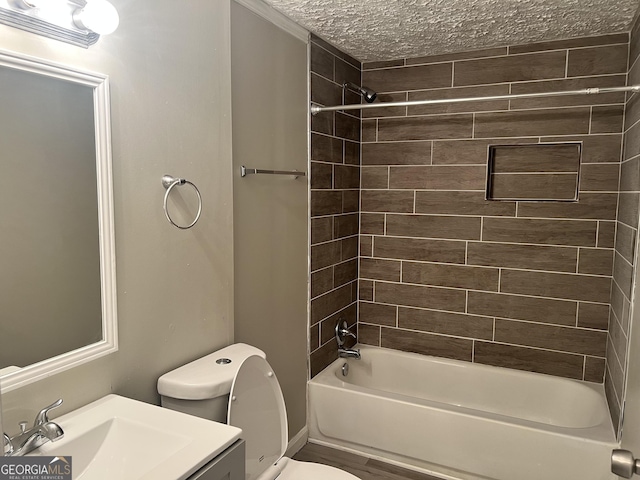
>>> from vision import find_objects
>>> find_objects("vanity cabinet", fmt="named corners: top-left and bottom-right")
top-left (188, 440), bottom-right (245, 480)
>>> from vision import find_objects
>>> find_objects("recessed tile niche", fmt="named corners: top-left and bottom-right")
top-left (486, 143), bottom-right (582, 201)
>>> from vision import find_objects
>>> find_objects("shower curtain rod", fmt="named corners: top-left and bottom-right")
top-left (309, 85), bottom-right (640, 115)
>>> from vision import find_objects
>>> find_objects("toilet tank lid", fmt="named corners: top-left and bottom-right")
top-left (157, 343), bottom-right (266, 400)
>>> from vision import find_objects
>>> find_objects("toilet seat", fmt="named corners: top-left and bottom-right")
top-left (275, 457), bottom-right (361, 480)
top-left (228, 355), bottom-right (360, 480)
top-left (228, 355), bottom-right (286, 480)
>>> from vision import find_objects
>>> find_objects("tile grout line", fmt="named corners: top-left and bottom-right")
top-left (361, 256), bottom-right (614, 280)
top-left (354, 323), bottom-right (605, 361)
top-left (358, 131), bottom-right (623, 144)
top-left (360, 210), bottom-right (616, 224)
top-left (361, 41), bottom-right (628, 71)
top-left (451, 61), bottom-right (455, 88)
top-left (472, 112), bottom-right (476, 138)
top-left (359, 77), bottom-right (628, 106)
top-left (464, 240), bottom-right (468, 265)
top-left (465, 289), bottom-right (469, 314)
top-left (360, 298), bottom-right (602, 319)
top-left (360, 316), bottom-right (615, 338)
top-left (363, 278), bottom-right (612, 305)
top-left (369, 104), bottom-right (618, 125)
top-left (358, 235), bottom-right (609, 253)
top-left (365, 265), bottom-right (613, 289)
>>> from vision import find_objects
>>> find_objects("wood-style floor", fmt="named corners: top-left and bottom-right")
top-left (292, 442), bottom-right (444, 480)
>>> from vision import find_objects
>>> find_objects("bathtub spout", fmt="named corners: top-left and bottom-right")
top-left (338, 347), bottom-right (361, 359)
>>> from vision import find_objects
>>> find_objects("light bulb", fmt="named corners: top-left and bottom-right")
top-left (73, 0), bottom-right (119, 35)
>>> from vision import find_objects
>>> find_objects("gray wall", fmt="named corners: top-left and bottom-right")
top-left (231, 2), bottom-right (309, 439)
top-left (0, 0), bottom-right (235, 431)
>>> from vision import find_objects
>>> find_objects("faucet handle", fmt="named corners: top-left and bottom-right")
top-left (34, 399), bottom-right (63, 425)
top-left (335, 320), bottom-right (346, 346)
top-left (3, 433), bottom-right (14, 456)
top-left (335, 319), bottom-right (356, 347)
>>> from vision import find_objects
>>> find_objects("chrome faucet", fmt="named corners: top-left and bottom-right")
top-left (3, 399), bottom-right (64, 456)
top-left (335, 319), bottom-right (361, 359)
top-left (339, 348), bottom-right (361, 359)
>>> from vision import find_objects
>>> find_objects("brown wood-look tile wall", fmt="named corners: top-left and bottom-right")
top-left (606, 17), bottom-right (640, 438)
top-left (359, 34), bottom-right (628, 384)
top-left (310, 35), bottom-right (361, 377)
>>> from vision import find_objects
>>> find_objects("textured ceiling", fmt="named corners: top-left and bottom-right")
top-left (261, 0), bottom-right (639, 62)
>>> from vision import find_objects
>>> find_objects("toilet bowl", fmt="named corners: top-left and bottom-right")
top-left (158, 343), bottom-right (360, 480)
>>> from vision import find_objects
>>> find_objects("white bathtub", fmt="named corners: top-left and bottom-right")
top-left (308, 345), bottom-right (617, 480)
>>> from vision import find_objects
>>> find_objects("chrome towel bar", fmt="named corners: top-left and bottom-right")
top-left (240, 166), bottom-right (305, 179)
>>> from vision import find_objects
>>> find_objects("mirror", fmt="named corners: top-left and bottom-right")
top-left (0, 49), bottom-right (117, 391)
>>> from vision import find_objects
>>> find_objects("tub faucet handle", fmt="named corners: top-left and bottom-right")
top-left (3, 433), bottom-right (13, 456)
top-left (335, 319), bottom-right (355, 347)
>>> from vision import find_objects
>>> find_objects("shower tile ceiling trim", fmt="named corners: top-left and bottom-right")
top-left (261, 0), bottom-right (639, 62)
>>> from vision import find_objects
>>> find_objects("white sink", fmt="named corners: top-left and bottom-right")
top-left (28, 394), bottom-right (242, 480)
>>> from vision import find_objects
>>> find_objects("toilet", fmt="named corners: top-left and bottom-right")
top-left (158, 343), bottom-right (360, 480)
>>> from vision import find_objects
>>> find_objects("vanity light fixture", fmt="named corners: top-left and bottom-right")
top-left (72, 0), bottom-right (119, 36)
top-left (0, 0), bottom-right (119, 48)
top-left (9, 0), bottom-right (43, 10)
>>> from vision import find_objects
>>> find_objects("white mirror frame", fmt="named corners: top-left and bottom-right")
top-left (0, 49), bottom-right (118, 392)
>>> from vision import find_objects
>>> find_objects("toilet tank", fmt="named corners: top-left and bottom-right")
top-left (157, 343), bottom-right (266, 423)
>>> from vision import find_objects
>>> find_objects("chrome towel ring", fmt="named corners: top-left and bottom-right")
top-left (161, 174), bottom-right (202, 230)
